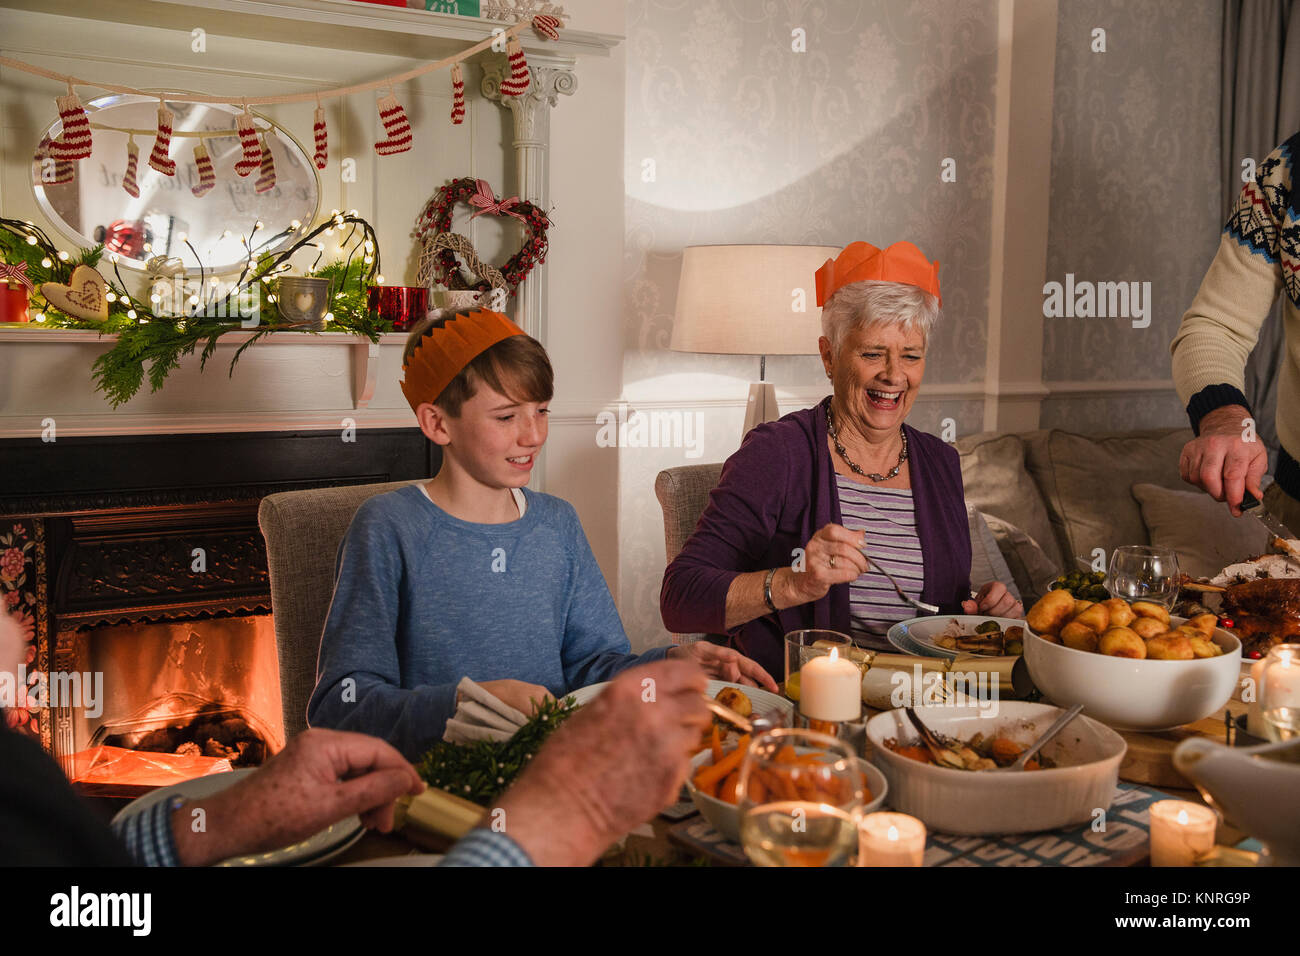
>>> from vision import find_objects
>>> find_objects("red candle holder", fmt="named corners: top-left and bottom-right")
top-left (367, 285), bottom-right (429, 332)
top-left (0, 283), bottom-right (30, 323)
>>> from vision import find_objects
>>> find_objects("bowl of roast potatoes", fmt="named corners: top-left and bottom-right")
top-left (1022, 590), bottom-right (1242, 731)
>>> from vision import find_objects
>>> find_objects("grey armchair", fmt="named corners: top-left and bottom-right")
top-left (258, 480), bottom-right (419, 740)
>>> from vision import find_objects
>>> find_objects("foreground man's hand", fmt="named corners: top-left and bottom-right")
top-left (487, 659), bottom-right (711, 866)
top-left (1179, 404), bottom-right (1268, 516)
top-left (171, 728), bottom-right (424, 866)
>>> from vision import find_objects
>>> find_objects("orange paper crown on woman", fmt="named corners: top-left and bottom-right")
top-left (814, 241), bottom-right (942, 307)
top-left (400, 309), bottom-right (525, 412)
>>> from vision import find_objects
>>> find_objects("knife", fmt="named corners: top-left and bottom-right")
top-left (1239, 491), bottom-right (1300, 565)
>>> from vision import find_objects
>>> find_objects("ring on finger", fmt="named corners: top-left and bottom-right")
top-left (829, 554), bottom-right (837, 569)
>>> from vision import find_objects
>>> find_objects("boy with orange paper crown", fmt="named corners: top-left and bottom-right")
top-left (307, 309), bottom-right (775, 760)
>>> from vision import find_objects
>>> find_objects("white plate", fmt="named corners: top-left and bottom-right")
top-left (566, 679), bottom-right (794, 727)
top-left (887, 615), bottom-right (1027, 659)
top-left (112, 767), bottom-right (364, 867)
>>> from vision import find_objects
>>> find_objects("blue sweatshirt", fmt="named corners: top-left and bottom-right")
top-left (306, 484), bottom-right (667, 760)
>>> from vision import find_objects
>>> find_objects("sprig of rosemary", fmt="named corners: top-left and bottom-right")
top-left (417, 694), bottom-right (579, 805)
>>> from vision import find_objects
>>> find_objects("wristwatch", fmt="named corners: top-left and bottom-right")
top-left (763, 567), bottom-right (779, 614)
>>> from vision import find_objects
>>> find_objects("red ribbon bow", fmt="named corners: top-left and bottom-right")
top-left (468, 178), bottom-right (526, 223)
top-left (0, 262), bottom-right (34, 292)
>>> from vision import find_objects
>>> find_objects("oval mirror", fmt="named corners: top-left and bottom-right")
top-left (31, 92), bottom-right (320, 275)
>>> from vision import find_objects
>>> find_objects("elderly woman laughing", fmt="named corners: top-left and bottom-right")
top-left (660, 240), bottom-right (1021, 678)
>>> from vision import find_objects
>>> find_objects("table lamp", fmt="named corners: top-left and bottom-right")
top-left (670, 244), bottom-right (839, 435)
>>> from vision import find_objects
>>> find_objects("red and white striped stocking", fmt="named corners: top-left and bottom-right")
top-left (122, 137), bottom-right (140, 198)
top-left (255, 134), bottom-right (277, 193)
top-left (500, 35), bottom-right (530, 96)
top-left (312, 104), bottom-right (328, 170)
top-left (234, 108), bottom-right (262, 177)
top-left (531, 14), bottom-right (562, 40)
top-left (148, 104), bottom-right (177, 176)
top-left (50, 86), bottom-right (92, 161)
top-left (373, 92), bottom-right (412, 155)
top-left (191, 142), bottom-right (215, 198)
top-left (36, 134), bottom-right (75, 186)
top-left (450, 63), bottom-right (465, 125)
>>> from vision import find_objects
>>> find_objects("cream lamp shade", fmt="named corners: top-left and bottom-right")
top-left (671, 244), bottom-right (840, 433)
top-left (670, 244), bottom-right (841, 354)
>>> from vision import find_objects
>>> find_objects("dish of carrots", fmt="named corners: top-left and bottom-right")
top-left (691, 726), bottom-right (870, 806)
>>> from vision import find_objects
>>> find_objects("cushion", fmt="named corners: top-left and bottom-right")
top-left (1021, 428), bottom-right (1194, 565)
top-left (968, 507), bottom-right (1022, 603)
top-left (955, 432), bottom-right (1063, 569)
top-left (1132, 482), bottom-right (1272, 581)
top-left (979, 512), bottom-right (1063, 606)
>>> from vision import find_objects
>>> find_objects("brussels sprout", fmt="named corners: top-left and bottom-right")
top-left (1005, 639), bottom-right (1024, 656)
top-left (975, 620), bottom-right (1002, 634)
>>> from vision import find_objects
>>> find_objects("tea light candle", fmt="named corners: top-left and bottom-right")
top-left (858, 812), bottom-right (926, 866)
top-left (1148, 800), bottom-right (1216, 866)
top-left (800, 647), bottom-right (861, 722)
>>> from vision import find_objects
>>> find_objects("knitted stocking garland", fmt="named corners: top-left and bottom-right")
top-left (312, 104), bottom-right (328, 170)
top-left (450, 63), bottom-right (466, 125)
top-left (147, 104), bottom-right (177, 176)
top-left (191, 142), bottom-right (215, 198)
top-left (234, 107), bottom-right (262, 177)
top-left (122, 137), bottom-right (141, 198)
top-left (374, 91), bottom-right (412, 155)
top-left (255, 134), bottom-right (276, 193)
top-left (499, 36), bottom-right (530, 96)
top-left (50, 86), bottom-right (92, 161)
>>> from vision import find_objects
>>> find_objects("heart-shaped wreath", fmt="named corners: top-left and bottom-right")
top-left (414, 176), bottom-right (550, 297)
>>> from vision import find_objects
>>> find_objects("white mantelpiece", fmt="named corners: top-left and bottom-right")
top-left (0, 328), bottom-right (416, 437)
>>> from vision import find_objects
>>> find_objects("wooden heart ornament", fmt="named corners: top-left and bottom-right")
top-left (41, 264), bottom-right (109, 320)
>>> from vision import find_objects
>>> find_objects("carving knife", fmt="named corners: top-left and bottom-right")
top-left (1239, 491), bottom-right (1300, 566)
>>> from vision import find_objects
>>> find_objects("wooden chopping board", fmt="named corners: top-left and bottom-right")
top-left (1114, 704), bottom-right (1235, 788)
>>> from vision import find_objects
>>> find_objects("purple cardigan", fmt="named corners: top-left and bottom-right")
top-left (660, 396), bottom-right (972, 679)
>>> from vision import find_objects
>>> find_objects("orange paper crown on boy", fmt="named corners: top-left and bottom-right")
top-left (815, 240), bottom-right (942, 307)
top-left (400, 308), bottom-right (525, 412)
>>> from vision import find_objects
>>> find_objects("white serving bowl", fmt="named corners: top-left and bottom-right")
top-left (865, 702), bottom-right (1126, 835)
top-left (685, 748), bottom-right (887, 844)
top-left (1022, 617), bottom-right (1242, 731)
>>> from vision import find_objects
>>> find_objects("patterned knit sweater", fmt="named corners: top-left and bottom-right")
top-left (1171, 131), bottom-right (1300, 482)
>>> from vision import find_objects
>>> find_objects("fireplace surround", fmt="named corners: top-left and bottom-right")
top-left (0, 428), bottom-right (439, 785)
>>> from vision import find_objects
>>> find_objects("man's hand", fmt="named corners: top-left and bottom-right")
top-left (781, 524), bottom-right (869, 605)
top-left (669, 642), bottom-right (778, 692)
top-left (473, 679), bottom-right (552, 716)
top-left (171, 728), bottom-right (424, 866)
top-left (489, 660), bottom-right (710, 866)
top-left (1179, 404), bottom-right (1268, 515)
top-left (961, 580), bottom-right (1023, 618)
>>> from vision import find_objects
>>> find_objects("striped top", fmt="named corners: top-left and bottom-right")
top-left (835, 474), bottom-right (924, 649)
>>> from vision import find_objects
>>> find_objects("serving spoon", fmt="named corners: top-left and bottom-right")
top-left (992, 703), bottom-right (1085, 772)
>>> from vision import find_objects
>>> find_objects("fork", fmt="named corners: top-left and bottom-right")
top-left (858, 548), bottom-right (941, 614)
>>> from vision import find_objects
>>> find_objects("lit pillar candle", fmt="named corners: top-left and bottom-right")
top-left (858, 812), bottom-right (926, 867)
top-left (1148, 800), bottom-right (1216, 866)
top-left (800, 647), bottom-right (862, 722)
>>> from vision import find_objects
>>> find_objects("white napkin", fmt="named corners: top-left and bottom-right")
top-left (442, 677), bottom-right (531, 744)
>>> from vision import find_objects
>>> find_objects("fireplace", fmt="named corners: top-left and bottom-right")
top-left (1, 428), bottom-right (437, 793)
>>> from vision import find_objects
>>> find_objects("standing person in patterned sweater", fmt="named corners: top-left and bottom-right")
top-left (1172, 131), bottom-right (1300, 534)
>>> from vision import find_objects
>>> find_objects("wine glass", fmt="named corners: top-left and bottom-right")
top-left (1259, 644), bottom-right (1300, 742)
top-left (737, 728), bottom-right (865, 867)
top-left (1106, 545), bottom-right (1180, 609)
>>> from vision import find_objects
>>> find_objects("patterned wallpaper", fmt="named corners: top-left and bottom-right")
top-left (619, 0), bottom-right (1000, 649)
top-left (1040, 0), bottom-right (1222, 431)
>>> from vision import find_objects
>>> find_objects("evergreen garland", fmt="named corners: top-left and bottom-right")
top-left (0, 214), bottom-right (387, 407)
top-left (417, 694), bottom-right (579, 805)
